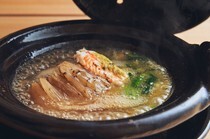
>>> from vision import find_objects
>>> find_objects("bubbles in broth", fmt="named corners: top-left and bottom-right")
top-left (12, 46), bottom-right (172, 121)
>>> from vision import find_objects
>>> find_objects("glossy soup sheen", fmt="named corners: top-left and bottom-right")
top-left (12, 47), bottom-right (172, 121)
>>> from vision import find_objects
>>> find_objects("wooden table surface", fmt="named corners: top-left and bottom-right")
top-left (0, 0), bottom-right (209, 138)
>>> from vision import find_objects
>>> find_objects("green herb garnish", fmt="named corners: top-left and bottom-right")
top-left (124, 73), bottom-right (157, 98)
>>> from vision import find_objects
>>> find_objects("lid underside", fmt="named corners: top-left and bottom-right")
top-left (73, 0), bottom-right (210, 34)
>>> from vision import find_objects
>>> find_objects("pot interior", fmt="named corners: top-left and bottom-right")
top-left (0, 21), bottom-right (204, 138)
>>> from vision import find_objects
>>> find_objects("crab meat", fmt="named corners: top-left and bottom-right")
top-left (74, 48), bottom-right (128, 86)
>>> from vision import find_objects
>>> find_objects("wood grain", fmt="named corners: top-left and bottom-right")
top-left (0, 16), bottom-right (89, 38)
top-left (0, 0), bottom-right (88, 38)
top-left (0, 0), bottom-right (83, 15)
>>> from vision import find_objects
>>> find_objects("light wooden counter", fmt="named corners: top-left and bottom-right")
top-left (0, 0), bottom-right (209, 138)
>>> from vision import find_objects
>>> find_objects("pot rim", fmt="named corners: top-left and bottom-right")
top-left (0, 20), bottom-right (209, 138)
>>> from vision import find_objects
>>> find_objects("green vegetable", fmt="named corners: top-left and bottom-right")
top-left (124, 73), bottom-right (157, 98)
top-left (131, 73), bottom-right (157, 94)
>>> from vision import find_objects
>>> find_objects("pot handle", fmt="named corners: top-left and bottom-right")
top-left (196, 42), bottom-right (210, 98)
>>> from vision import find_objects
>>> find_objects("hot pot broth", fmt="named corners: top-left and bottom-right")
top-left (12, 46), bottom-right (172, 121)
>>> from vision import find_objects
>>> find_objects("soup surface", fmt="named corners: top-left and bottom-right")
top-left (12, 46), bottom-right (172, 121)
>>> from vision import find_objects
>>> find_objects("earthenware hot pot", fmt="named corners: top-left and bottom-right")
top-left (0, 0), bottom-right (209, 138)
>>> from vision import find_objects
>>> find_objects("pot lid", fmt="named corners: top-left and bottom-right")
top-left (73, 0), bottom-right (210, 34)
